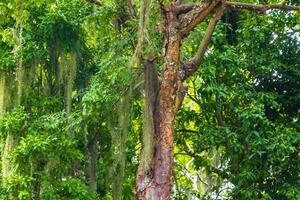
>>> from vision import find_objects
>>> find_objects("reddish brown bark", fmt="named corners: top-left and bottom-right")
top-left (136, 1), bottom-right (223, 199)
top-left (135, 2), bottom-right (226, 199)
top-left (137, 4), bottom-right (181, 199)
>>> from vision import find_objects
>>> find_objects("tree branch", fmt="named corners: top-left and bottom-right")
top-left (182, 8), bottom-right (224, 80)
top-left (127, 0), bottom-right (137, 18)
top-left (180, 1), bottom-right (299, 80)
top-left (172, 3), bottom-right (196, 15)
top-left (86, 0), bottom-right (101, 6)
top-left (179, 0), bottom-right (222, 38)
top-left (224, 1), bottom-right (300, 12)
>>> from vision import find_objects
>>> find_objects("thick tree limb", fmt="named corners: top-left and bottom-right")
top-left (183, 8), bottom-right (224, 80)
top-left (172, 3), bottom-right (196, 15)
top-left (181, 1), bottom-right (299, 79)
top-left (179, 0), bottom-right (222, 38)
top-left (224, 1), bottom-right (300, 12)
top-left (178, 0), bottom-right (300, 37)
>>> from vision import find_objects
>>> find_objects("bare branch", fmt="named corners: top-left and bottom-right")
top-left (182, 8), bottom-right (224, 80)
top-left (224, 1), bottom-right (300, 12)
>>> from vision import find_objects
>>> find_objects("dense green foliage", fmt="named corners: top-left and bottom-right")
top-left (0, 0), bottom-right (299, 199)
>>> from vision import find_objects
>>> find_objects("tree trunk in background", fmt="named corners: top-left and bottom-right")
top-left (112, 90), bottom-right (131, 200)
top-left (0, 72), bottom-right (13, 179)
top-left (85, 128), bottom-right (99, 193)
top-left (31, 160), bottom-right (46, 200)
top-left (60, 52), bottom-right (77, 138)
top-left (0, 71), bottom-right (5, 118)
top-left (2, 20), bottom-right (24, 180)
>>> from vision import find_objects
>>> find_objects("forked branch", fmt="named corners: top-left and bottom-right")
top-left (179, 0), bottom-right (222, 38)
top-left (180, 0), bottom-right (299, 79)
top-left (172, 3), bottom-right (196, 15)
top-left (182, 8), bottom-right (224, 80)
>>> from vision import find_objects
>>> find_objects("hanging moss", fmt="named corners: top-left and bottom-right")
top-left (129, 0), bottom-right (151, 68)
top-left (135, 59), bottom-right (159, 196)
top-left (2, 13), bottom-right (25, 181)
top-left (15, 61), bottom-right (24, 106)
top-left (112, 90), bottom-right (131, 200)
top-left (11, 16), bottom-right (25, 106)
top-left (60, 52), bottom-right (77, 112)
top-left (1, 73), bottom-right (23, 178)
top-left (3, 72), bottom-right (14, 113)
top-left (2, 133), bottom-right (17, 178)
top-left (59, 51), bottom-right (77, 138)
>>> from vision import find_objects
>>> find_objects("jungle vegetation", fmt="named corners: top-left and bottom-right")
top-left (0, 0), bottom-right (299, 199)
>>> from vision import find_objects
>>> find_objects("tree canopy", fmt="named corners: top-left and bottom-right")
top-left (0, 0), bottom-right (299, 199)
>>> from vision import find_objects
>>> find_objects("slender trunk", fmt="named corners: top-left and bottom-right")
top-left (1, 72), bottom-right (9, 178)
top-left (0, 71), bottom-right (5, 117)
top-left (31, 160), bottom-right (46, 200)
top-left (15, 47), bottom-right (24, 106)
top-left (112, 90), bottom-right (131, 200)
top-left (60, 52), bottom-right (77, 138)
top-left (2, 133), bottom-right (17, 178)
top-left (48, 40), bottom-right (60, 96)
top-left (85, 126), bottom-right (99, 193)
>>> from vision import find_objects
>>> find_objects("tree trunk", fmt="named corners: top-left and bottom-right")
top-left (31, 160), bottom-right (46, 200)
top-left (112, 91), bottom-right (131, 200)
top-left (60, 52), bottom-right (77, 138)
top-left (0, 71), bottom-right (5, 117)
top-left (136, 57), bottom-right (159, 194)
top-left (2, 20), bottom-right (24, 180)
top-left (137, 5), bottom-right (181, 199)
top-left (85, 129), bottom-right (99, 193)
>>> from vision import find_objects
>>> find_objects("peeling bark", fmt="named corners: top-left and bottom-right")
top-left (137, 2), bottom-right (222, 199)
